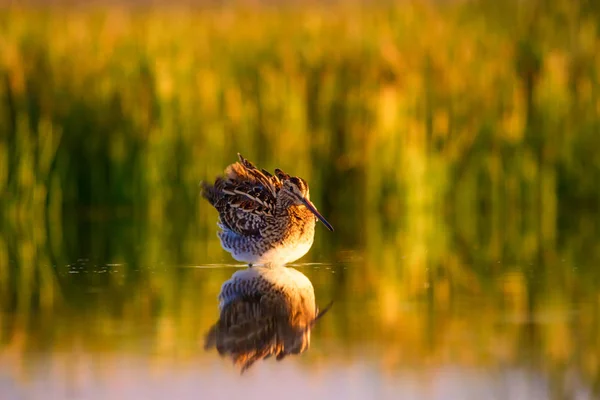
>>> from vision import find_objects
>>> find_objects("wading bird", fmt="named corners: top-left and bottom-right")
top-left (201, 153), bottom-right (333, 266)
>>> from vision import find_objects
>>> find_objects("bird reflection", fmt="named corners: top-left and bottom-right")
top-left (204, 266), bottom-right (332, 373)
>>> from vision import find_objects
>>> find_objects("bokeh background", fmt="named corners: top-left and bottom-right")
top-left (1, 0), bottom-right (600, 398)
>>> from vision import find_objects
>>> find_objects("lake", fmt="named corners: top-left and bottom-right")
top-left (1, 201), bottom-right (599, 399)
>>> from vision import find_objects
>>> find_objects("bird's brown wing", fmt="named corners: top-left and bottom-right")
top-left (201, 153), bottom-right (283, 236)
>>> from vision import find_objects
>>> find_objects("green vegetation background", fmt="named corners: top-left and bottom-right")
top-left (1, 0), bottom-right (599, 394)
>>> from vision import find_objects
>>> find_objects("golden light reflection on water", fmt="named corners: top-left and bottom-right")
top-left (1, 206), bottom-right (599, 398)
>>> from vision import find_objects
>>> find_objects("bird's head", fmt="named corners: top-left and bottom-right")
top-left (276, 170), bottom-right (334, 232)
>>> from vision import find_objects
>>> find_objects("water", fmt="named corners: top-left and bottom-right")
top-left (1, 207), bottom-right (599, 400)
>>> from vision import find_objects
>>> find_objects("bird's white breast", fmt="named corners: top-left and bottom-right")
top-left (219, 229), bottom-right (314, 266)
top-left (251, 238), bottom-right (314, 266)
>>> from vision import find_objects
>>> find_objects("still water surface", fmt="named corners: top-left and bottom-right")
top-left (1, 210), bottom-right (599, 400)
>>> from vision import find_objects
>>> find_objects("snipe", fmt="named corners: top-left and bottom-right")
top-left (201, 153), bottom-right (333, 266)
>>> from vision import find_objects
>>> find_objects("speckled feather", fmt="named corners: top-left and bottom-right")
top-left (202, 154), bottom-right (284, 237)
top-left (201, 153), bottom-right (326, 266)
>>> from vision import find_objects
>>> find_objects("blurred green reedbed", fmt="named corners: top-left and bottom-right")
top-left (1, 1), bottom-right (600, 398)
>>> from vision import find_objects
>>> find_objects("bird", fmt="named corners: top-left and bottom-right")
top-left (204, 265), bottom-right (332, 373)
top-left (201, 153), bottom-right (334, 267)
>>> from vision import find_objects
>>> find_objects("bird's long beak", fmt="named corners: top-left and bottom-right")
top-left (301, 198), bottom-right (334, 231)
top-left (311, 301), bottom-right (334, 327)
